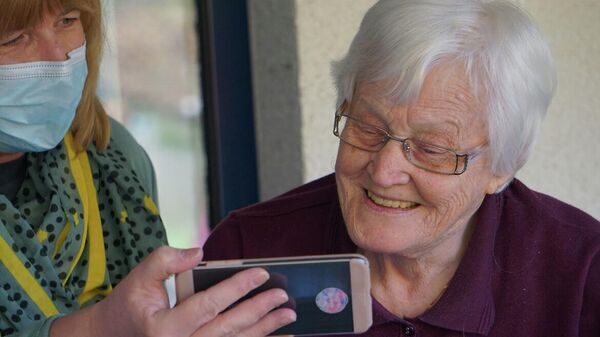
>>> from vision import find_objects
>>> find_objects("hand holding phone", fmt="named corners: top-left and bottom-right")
top-left (176, 254), bottom-right (372, 336)
top-left (51, 247), bottom-right (294, 337)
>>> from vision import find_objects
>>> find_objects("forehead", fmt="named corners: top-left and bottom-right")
top-left (0, 0), bottom-right (73, 36)
top-left (353, 64), bottom-right (486, 142)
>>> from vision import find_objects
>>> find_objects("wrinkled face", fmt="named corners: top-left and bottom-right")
top-left (335, 65), bottom-right (506, 258)
top-left (0, 7), bottom-right (85, 65)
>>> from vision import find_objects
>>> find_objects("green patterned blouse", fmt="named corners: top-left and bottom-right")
top-left (0, 119), bottom-right (168, 336)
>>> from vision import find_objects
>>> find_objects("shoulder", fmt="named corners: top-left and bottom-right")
top-left (503, 179), bottom-right (600, 234)
top-left (108, 117), bottom-right (148, 168)
top-left (107, 118), bottom-right (158, 201)
top-left (203, 174), bottom-right (351, 260)
top-left (474, 180), bottom-right (600, 334)
top-left (494, 178), bottom-right (600, 275)
top-left (231, 173), bottom-right (339, 218)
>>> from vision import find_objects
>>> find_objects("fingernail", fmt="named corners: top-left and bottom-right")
top-left (277, 290), bottom-right (289, 303)
top-left (270, 289), bottom-right (289, 306)
top-left (181, 247), bottom-right (202, 260)
top-left (284, 311), bottom-right (297, 324)
top-left (252, 269), bottom-right (270, 287)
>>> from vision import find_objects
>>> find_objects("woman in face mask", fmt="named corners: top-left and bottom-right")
top-left (0, 1), bottom-right (296, 337)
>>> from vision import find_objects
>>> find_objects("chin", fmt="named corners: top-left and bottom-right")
top-left (344, 212), bottom-right (425, 256)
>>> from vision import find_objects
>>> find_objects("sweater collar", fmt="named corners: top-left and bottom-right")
top-left (417, 191), bottom-right (503, 334)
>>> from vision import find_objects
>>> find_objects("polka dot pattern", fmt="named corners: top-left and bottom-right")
top-left (0, 136), bottom-right (167, 333)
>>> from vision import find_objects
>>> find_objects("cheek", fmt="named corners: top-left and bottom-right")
top-left (335, 144), bottom-right (370, 178)
top-left (77, 27), bottom-right (86, 45)
top-left (335, 145), bottom-right (370, 217)
top-left (418, 174), bottom-right (489, 231)
top-left (69, 22), bottom-right (86, 48)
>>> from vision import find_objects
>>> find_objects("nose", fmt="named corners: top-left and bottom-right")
top-left (367, 139), bottom-right (413, 187)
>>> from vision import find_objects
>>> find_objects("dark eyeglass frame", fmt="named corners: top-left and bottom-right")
top-left (333, 108), bottom-right (487, 175)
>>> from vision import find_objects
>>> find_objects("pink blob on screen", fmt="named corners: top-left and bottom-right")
top-left (315, 287), bottom-right (349, 314)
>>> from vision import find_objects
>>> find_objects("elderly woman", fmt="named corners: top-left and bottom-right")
top-left (0, 1), bottom-right (295, 336)
top-left (203, 0), bottom-right (600, 335)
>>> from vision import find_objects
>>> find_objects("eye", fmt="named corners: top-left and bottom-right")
top-left (359, 124), bottom-right (383, 136)
top-left (1, 33), bottom-right (25, 47)
top-left (58, 10), bottom-right (81, 27)
top-left (419, 144), bottom-right (447, 155)
top-left (410, 140), bottom-right (451, 165)
top-left (354, 123), bottom-right (388, 148)
top-left (60, 18), bottom-right (77, 26)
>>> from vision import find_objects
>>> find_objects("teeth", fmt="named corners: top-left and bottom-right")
top-left (367, 191), bottom-right (418, 209)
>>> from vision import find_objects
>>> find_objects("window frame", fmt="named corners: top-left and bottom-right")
top-left (197, 0), bottom-right (259, 228)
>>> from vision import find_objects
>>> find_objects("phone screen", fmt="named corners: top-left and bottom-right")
top-left (192, 260), bottom-right (355, 335)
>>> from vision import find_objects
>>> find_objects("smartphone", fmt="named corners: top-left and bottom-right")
top-left (175, 254), bottom-right (372, 336)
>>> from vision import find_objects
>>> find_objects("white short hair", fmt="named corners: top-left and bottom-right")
top-left (332, 0), bottom-right (556, 185)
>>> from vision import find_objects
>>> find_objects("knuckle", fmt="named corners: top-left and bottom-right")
top-left (246, 294), bottom-right (273, 316)
top-left (153, 246), bottom-right (173, 265)
top-left (244, 300), bottom-right (266, 322)
top-left (225, 275), bottom-right (252, 297)
top-left (196, 291), bottom-right (224, 320)
top-left (216, 324), bottom-right (242, 337)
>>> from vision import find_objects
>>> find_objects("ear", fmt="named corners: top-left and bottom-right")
top-left (485, 174), bottom-right (513, 195)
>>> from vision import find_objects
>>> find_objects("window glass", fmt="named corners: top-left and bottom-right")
top-left (99, 0), bottom-right (209, 248)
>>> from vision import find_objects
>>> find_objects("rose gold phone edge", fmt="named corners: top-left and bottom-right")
top-left (349, 257), bottom-right (372, 333)
top-left (175, 254), bottom-right (372, 334)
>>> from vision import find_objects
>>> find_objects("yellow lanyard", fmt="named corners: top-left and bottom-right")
top-left (63, 133), bottom-right (112, 304)
top-left (0, 134), bottom-right (111, 318)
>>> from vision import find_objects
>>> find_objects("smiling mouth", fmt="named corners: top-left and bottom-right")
top-left (367, 190), bottom-right (419, 209)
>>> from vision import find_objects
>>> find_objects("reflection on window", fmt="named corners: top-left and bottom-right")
top-left (99, 0), bottom-right (208, 248)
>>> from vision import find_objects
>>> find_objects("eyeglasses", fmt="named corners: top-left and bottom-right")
top-left (333, 109), bottom-right (486, 175)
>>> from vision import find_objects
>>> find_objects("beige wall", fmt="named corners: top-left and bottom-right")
top-left (248, 0), bottom-right (600, 219)
top-left (517, 0), bottom-right (600, 219)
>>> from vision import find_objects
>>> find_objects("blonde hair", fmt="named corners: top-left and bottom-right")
top-left (0, 0), bottom-right (110, 151)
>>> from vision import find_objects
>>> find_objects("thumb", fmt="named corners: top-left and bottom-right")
top-left (137, 246), bottom-right (204, 283)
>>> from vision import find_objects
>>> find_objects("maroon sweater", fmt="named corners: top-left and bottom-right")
top-left (204, 174), bottom-right (600, 337)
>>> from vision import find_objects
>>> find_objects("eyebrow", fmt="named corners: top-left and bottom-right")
top-left (409, 122), bottom-right (462, 151)
top-left (59, 7), bottom-right (79, 16)
top-left (352, 97), bottom-right (389, 124)
top-left (414, 123), bottom-right (460, 140)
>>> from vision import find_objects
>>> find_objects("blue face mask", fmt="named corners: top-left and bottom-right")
top-left (0, 43), bottom-right (88, 153)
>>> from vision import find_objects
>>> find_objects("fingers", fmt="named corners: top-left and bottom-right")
top-left (202, 308), bottom-right (296, 337)
top-left (88, 247), bottom-right (205, 337)
top-left (237, 309), bottom-right (297, 337)
top-left (193, 288), bottom-right (296, 337)
top-left (138, 246), bottom-right (204, 282)
top-left (164, 268), bottom-right (272, 332)
top-left (102, 252), bottom-right (298, 337)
